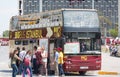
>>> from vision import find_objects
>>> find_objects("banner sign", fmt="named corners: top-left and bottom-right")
top-left (9, 26), bottom-right (62, 40)
top-left (64, 42), bottom-right (80, 54)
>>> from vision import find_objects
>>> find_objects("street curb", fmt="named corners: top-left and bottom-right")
top-left (98, 71), bottom-right (119, 75)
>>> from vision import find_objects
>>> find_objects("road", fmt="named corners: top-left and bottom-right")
top-left (0, 46), bottom-right (120, 77)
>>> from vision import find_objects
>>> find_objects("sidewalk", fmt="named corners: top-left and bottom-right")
top-left (0, 63), bottom-right (58, 77)
top-left (98, 71), bottom-right (119, 75)
top-left (97, 52), bottom-right (120, 75)
top-left (0, 63), bottom-right (12, 77)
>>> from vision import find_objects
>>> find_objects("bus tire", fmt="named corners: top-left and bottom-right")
top-left (79, 71), bottom-right (86, 75)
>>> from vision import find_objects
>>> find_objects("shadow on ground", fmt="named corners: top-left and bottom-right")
top-left (0, 70), bottom-right (12, 73)
top-left (65, 72), bottom-right (96, 76)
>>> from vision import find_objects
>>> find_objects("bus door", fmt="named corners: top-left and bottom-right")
top-left (48, 39), bottom-right (55, 73)
top-left (48, 38), bottom-right (64, 74)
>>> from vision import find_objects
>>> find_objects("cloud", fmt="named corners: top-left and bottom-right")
top-left (0, 5), bottom-right (17, 15)
top-left (0, 0), bottom-right (18, 35)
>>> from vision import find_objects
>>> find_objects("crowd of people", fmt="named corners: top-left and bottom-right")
top-left (104, 44), bottom-right (120, 57)
top-left (9, 46), bottom-right (65, 77)
top-left (109, 44), bottom-right (119, 56)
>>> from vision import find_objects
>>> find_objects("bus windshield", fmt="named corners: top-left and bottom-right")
top-left (64, 37), bottom-right (101, 55)
top-left (63, 10), bottom-right (99, 28)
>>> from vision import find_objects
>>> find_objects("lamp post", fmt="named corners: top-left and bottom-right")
top-left (40, 0), bottom-right (42, 12)
top-left (92, 0), bottom-right (95, 9)
top-left (118, 0), bottom-right (120, 37)
top-left (104, 26), bottom-right (107, 45)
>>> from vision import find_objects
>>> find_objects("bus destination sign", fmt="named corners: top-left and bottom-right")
top-left (9, 26), bottom-right (62, 40)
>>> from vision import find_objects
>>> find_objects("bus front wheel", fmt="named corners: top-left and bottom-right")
top-left (79, 71), bottom-right (86, 75)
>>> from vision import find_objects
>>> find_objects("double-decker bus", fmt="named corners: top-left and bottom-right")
top-left (9, 9), bottom-right (101, 75)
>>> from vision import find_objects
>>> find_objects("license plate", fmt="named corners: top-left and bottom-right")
top-left (80, 66), bottom-right (88, 69)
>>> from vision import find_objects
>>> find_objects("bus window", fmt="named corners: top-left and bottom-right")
top-left (72, 38), bottom-right (78, 42)
top-left (23, 40), bottom-right (28, 45)
top-left (79, 39), bottom-right (91, 52)
top-left (29, 39), bottom-right (37, 43)
top-left (94, 39), bottom-right (101, 50)
top-left (15, 40), bottom-right (21, 45)
top-left (55, 38), bottom-right (63, 48)
top-left (79, 38), bottom-right (101, 52)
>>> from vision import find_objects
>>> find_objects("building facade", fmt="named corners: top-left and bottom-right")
top-left (19, 0), bottom-right (118, 36)
top-left (19, 0), bottom-right (41, 15)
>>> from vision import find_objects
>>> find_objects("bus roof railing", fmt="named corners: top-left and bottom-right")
top-left (13, 8), bottom-right (97, 17)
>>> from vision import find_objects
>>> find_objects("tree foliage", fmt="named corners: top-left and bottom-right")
top-left (109, 29), bottom-right (118, 38)
top-left (3, 30), bottom-right (9, 37)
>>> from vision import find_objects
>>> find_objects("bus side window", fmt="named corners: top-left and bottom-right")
top-left (29, 39), bottom-right (36, 43)
top-left (15, 40), bottom-right (21, 45)
top-left (23, 40), bottom-right (28, 45)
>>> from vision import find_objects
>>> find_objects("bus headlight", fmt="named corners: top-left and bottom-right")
top-left (66, 60), bottom-right (72, 64)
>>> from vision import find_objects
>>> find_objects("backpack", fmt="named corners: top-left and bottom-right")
top-left (23, 57), bottom-right (30, 66)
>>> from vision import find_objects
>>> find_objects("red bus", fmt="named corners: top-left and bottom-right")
top-left (9, 9), bottom-right (101, 75)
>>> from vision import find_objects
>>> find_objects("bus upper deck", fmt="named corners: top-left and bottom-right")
top-left (10, 9), bottom-right (99, 32)
top-left (9, 9), bottom-right (100, 53)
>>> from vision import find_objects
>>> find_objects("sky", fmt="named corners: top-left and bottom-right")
top-left (0, 0), bottom-right (18, 36)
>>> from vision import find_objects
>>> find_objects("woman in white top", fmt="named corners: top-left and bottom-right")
top-left (41, 46), bottom-right (48, 76)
